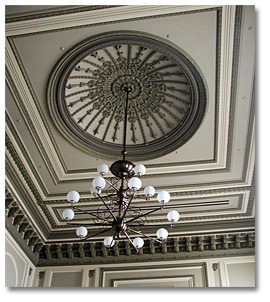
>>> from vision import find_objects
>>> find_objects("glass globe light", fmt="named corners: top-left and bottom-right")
top-left (67, 191), bottom-right (80, 203)
top-left (133, 237), bottom-right (144, 248)
top-left (167, 210), bottom-right (180, 223)
top-left (92, 176), bottom-right (106, 190)
top-left (144, 185), bottom-right (155, 198)
top-left (76, 226), bottom-right (88, 238)
top-left (156, 228), bottom-right (168, 240)
top-left (134, 164), bottom-right (146, 176)
top-left (97, 164), bottom-right (109, 176)
top-left (90, 186), bottom-right (98, 196)
top-left (157, 191), bottom-right (170, 204)
top-left (62, 209), bottom-right (74, 221)
top-left (128, 177), bottom-right (142, 191)
top-left (104, 236), bottom-right (115, 248)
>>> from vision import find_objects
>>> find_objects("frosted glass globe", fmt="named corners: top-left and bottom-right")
top-left (97, 164), bottom-right (109, 175)
top-left (156, 228), bottom-right (168, 240)
top-left (62, 209), bottom-right (74, 221)
top-left (157, 191), bottom-right (170, 204)
top-left (90, 186), bottom-right (98, 196)
top-left (134, 164), bottom-right (146, 176)
top-left (76, 226), bottom-right (88, 238)
top-left (133, 237), bottom-right (144, 248)
top-left (104, 236), bottom-right (115, 248)
top-left (92, 176), bottom-right (106, 190)
top-left (144, 186), bottom-right (155, 197)
top-left (128, 177), bottom-right (142, 191)
top-left (67, 191), bottom-right (80, 203)
top-left (167, 210), bottom-right (180, 223)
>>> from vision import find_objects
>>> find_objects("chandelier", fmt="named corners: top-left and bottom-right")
top-left (62, 86), bottom-right (180, 252)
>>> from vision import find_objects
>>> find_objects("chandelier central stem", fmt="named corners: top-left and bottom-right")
top-left (122, 85), bottom-right (132, 161)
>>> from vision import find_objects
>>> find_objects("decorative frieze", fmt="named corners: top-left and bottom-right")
top-left (5, 186), bottom-right (43, 258)
top-left (38, 232), bottom-right (255, 264)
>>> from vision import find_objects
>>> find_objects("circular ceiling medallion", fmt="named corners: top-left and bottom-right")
top-left (48, 31), bottom-right (207, 160)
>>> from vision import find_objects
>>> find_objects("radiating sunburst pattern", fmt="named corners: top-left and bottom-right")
top-left (64, 44), bottom-right (191, 145)
top-left (48, 32), bottom-right (206, 160)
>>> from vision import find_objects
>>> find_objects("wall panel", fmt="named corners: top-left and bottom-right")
top-left (33, 256), bottom-right (255, 287)
top-left (5, 231), bottom-right (35, 287)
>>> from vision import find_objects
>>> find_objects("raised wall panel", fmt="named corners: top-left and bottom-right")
top-left (99, 263), bottom-right (207, 287)
top-left (114, 276), bottom-right (194, 287)
top-left (5, 231), bottom-right (35, 287)
top-left (33, 256), bottom-right (255, 288)
top-left (225, 260), bottom-right (255, 287)
top-left (51, 271), bottom-right (83, 287)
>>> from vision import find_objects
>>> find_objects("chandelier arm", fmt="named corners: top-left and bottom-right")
top-left (123, 230), bottom-right (139, 253)
top-left (73, 206), bottom-right (112, 223)
top-left (103, 178), bottom-right (119, 191)
top-left (97, 193), bottom-right (117, 220)
top-left (105, 193), bottom-right (118, 198)
top-left (81, 226), bottom-right (113, 241)
top-left (127, 227), bottom-right (162, 244)
top-left (126, 207), bottom-right (162, 224)
top-left (111, 177), bottom-right (121, 187)
top-left (121, 191), bottom-right (135, 220)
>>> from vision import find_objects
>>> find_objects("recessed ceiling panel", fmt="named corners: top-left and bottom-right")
top-left (48, 31), bottom-right (207, 160)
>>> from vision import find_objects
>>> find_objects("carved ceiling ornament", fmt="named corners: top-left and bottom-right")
top-left (48, 31), bottom-right (207, 160)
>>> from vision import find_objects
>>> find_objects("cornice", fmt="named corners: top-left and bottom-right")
top-left (38, 232), bottom-right (255, 267)
top-left (5, 186), bottom-right (43, 265)
top-left (5, 156), bottom-right (53, 237)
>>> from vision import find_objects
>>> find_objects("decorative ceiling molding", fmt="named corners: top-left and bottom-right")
top-left (5, 186), bottom-right (43, 265)
top-left (5, 146), bottom-right (255, 242)
top-left (6, 121), bottom-right (254, 243)
top-left (38, 232), bottom-right (255, 267)
top-left (5, 5), bottom-right (221, 37)
top-left (5, 6), bottom-right (242, 188)
top-left (48, 31), bottom-right (207, 160)
top-left (5, 160), bottom-right (52, 237)
top-left (5, 6), bottom-right (121, 23)
top-left (5, 170), bottom-right (255, 267)
top-left (5, 5), bottom-right (255, 259)
top-left (5, 113), bottom-right (49, 199)
top-left (44, 188), bottom-right (255, 241)
top-left (5, 99), bottom-right (254, 237)
top-left (47, 190), bottom-right (252, 232)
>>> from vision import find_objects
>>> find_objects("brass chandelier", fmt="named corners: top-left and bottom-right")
top-left (62, 85), bottom-right (180, 252)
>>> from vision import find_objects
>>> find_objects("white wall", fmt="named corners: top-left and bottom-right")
top-left (5, 231), bottom-right (36, 287)
top-left (33, 255), bottom-right (255, 288)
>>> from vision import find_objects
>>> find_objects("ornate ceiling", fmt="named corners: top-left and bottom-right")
top-left (5, 5), bottom-right (255, 266)
top-left (48, 31), bottom-right (206, 160)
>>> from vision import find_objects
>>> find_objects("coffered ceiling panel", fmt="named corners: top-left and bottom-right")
top-left (5, 5), bottom-right (255, 264)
